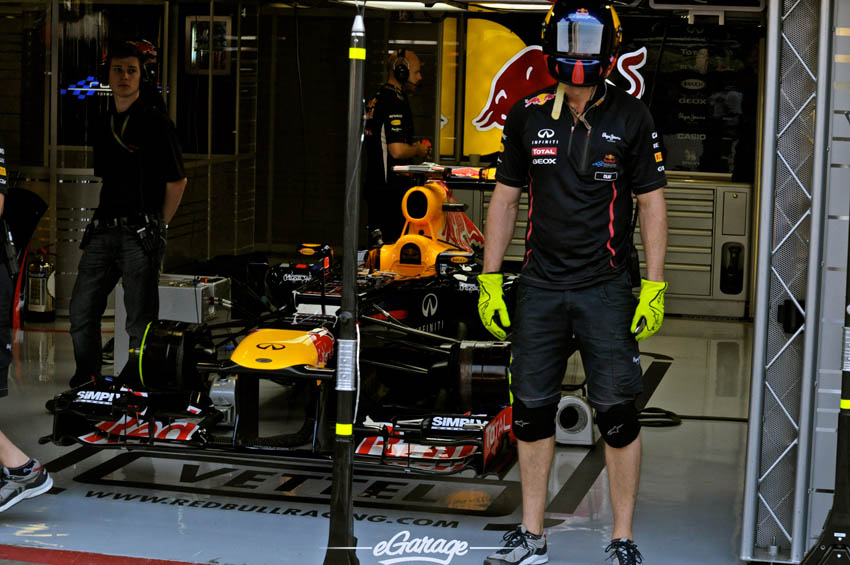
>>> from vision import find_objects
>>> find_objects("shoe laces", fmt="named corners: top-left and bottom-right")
top-left (500, 527), bottom-right (535, 551)
top-left (605, 539), bottom-right (643, 564)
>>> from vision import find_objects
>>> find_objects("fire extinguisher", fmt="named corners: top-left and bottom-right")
top-left (26, 249), bottom-right (55, 322)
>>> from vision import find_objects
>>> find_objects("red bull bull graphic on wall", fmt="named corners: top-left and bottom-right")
top-left (461, 18), bottom-right (649, 158)
top-left (617, 47), bottom-right (648, 99)
top-left (471, 46), bottom-right (556, 132)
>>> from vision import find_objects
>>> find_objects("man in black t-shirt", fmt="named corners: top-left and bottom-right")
top-left (479, 3), bottom-right (668, 564)
top-left (68, 41), bottom-right (186, 387)
top-left (364, 48), bottom-right (430, 242)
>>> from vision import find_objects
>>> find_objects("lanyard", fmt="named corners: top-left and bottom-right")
top-left (568, 83), bottom-right (607, 134)
top-left (110, 114), bottom-right (134, 152)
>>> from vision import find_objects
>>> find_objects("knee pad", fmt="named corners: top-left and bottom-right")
top-left (596, 402), bottom-right (640, 448)
top-left (512, 397), bottom-right (558, 442)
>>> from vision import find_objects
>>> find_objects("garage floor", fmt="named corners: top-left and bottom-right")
top-left (0, 316), bottom-right (751, 564)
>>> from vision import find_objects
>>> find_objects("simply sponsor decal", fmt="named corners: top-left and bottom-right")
top-left (75, 390), bottom-right (122, 405)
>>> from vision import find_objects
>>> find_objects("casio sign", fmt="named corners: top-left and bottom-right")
top-left (537, 128), bottom-right (555, 139)
top-left (681, 79), bottom-right (706, 90)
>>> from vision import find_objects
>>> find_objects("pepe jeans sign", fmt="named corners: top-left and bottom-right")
top-left (372, 530), bottom-right (469, 564)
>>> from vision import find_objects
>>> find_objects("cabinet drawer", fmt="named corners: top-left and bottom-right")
top-left (662, 265), bottom-right (712, 296)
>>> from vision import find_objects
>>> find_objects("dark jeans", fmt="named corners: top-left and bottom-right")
top-left (69, 227), bottom-right (163, 381)
top-left (0, 263), bottom-right (12, 397)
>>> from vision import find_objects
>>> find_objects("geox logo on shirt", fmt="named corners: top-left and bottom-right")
top-left (76, 390), bottom-right (120, 405)
top-left (601, 132), bottom-right (621, 143)
top-left (430, 416), bottom-right (488, 430)
top-left (532, 158), bottom-right (557, 165)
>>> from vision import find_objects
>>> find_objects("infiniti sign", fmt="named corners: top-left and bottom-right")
top-left (537, 128), bottom-right (555, 138)
top-left (422, 293), bottom-right (439, 318)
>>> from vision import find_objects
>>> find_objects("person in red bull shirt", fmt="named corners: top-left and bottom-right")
top-left (478, 2), bottom-right (668, 564)
top-left (364, 48), bottom-right (431, 243)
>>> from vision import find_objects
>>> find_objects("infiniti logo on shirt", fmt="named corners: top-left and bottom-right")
top-left (537, 128), bottom-right (555, 139)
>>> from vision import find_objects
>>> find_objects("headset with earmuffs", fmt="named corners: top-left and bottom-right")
top-left (392, 48), bottom-right (410, 85)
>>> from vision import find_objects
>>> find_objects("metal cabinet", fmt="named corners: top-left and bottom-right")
top-left (454, 175), bottom-right (753, 318)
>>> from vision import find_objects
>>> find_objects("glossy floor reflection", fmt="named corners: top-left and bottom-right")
top-left (0, 315), bottom-right (751, 564)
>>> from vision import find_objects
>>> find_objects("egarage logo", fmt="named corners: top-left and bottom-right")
top-left (372, 530), bottom-right (469, 564)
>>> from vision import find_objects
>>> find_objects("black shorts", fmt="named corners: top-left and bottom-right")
top-left (509, 271), bottom-right (643, 410)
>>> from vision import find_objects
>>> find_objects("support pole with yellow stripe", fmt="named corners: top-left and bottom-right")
top-left (323, 10), bottom-right (364, 565)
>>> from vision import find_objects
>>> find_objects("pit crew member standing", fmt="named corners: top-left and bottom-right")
top-left (479, 2), bottom-right (668, 564)
top-left (364, 48), bottom-right (431, 242)
top-left (68, 41), bottom-right (186, 387)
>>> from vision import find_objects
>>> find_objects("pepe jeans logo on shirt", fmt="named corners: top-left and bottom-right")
top-left (371, 530), bottom-right (470, 564)
top-left (601, 132), bottom-right (621, 143)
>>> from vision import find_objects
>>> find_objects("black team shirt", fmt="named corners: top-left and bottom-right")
top-left (365, 83), bottom-right (414, 192)
top-left (92, 97), bottom-right (185, 221)
top-left (496, 83), bottom-right (667, 289)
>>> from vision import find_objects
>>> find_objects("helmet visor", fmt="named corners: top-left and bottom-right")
top-left (556, 13), bottom-right (605, 56)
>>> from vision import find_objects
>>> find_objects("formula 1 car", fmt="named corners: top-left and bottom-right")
top-left (46, 179), bottom-right (517, 476)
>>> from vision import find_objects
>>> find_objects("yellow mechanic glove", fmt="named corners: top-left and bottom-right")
top-left (477, 273), bottom-right (511, 340)
top-left (630, 279), bottom-right (668, 342)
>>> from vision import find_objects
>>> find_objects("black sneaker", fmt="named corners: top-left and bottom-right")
top-left (605, 538), bottom-right (643, 564)
top-left (0, 459), bottom-right (53, 512)
top-left (484, 526), bottom-right (548, 565)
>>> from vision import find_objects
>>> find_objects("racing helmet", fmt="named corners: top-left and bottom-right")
top-left (541, 0), bottom-right (622, 86)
